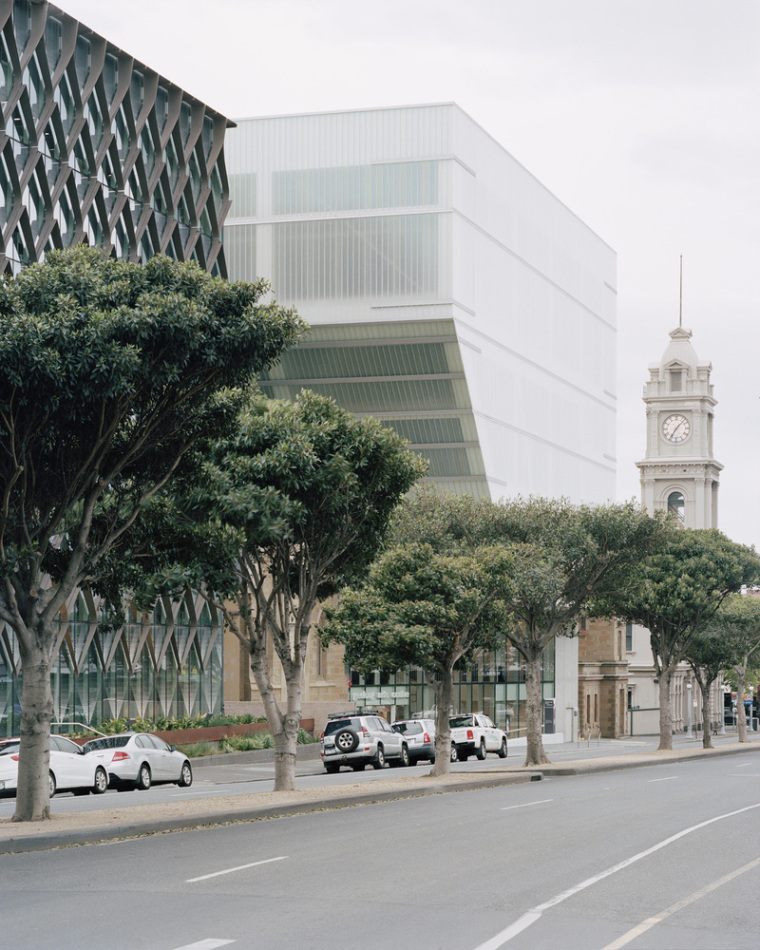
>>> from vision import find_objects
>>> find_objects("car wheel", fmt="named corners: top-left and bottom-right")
top-left (334, 728), bottom-right (360, 754)
top-left (49, 772), bottom-right (56, 797)
top-left (351, 763), bottom-right (366, 772)
top-left (325, 763), bottom-right (339, 774)
top-left (177, 761), bottom-right (193, 787)
top-left (136, 763), bottom-right (151, 790)
top-left (93, 767), bottom-right (108, 794)
top-left (476, 739), bottom-right (487, 761)
top-left (498, 738), bottom-right (508, 758)
top-left (372, 746), bottom-right (385, 769)
top-left (450, 745), bottom-right (458, 763)
top-left (399, 745), bottom-right (410, 767)
top-left (429, 756), bottom-right (435, 765)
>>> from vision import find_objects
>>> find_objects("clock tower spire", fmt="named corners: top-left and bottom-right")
top-left (636, 326), bottom-right (722, 528)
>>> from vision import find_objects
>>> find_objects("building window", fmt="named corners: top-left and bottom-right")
top-left (670, 369), bottom-right (682, 392)
top-left (667, 491), bottom-right (685, 524)
top-left (625, 621), bottom-right (633, 652)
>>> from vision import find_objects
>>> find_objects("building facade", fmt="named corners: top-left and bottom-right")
top-left (0, 0), bottom-right (231, 276)
top-left (223, 104), bottom-right (619, 738)
top-left (0, 0), bottom-right (235, 736)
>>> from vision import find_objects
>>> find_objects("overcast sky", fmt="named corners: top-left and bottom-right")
top-left (59, 0), bottom-right (760, 548)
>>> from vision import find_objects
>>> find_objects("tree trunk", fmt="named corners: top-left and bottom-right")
top-left (699, 679), bottom-right (713, 750)
top-left (735, 663), bottom-right (748, 743)
top-left (14, 640), bottom-right (53, 822)
top-left (431, 666), bottom-right (454, 777)
top-left (524, 651), bottom-right (550, 767)
top-left (271, 665), bottom-right (302, 792)
top-left (248, 643), bottom-right (303, 792)
top-left (657, 667), bottom-right (673, 751)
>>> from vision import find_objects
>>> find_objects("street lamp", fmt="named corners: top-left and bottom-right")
top-left (686, 681), bottom-right (692, 738)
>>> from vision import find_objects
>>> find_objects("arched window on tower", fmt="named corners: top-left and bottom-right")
top-left (669, 368), bottom-right (683, 392)
top-left (667, 491), bottom-right (685, 525)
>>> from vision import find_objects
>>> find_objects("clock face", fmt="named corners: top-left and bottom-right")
top-left (662, 413), bottom-right (691, 443)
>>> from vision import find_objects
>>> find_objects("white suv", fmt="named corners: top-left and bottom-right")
top-left (320, 714), bottom-right (410, 773)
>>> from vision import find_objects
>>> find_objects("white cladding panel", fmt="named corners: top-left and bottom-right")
top-left (225, 104), bottom-right (617, 505)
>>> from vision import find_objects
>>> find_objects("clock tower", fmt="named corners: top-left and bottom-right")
top-left (636, 326), bottom-right (722, 528)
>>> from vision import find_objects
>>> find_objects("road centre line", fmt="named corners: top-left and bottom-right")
top-left (186, 856), bottom-right (287, 883)
top-left (647, 776), bottom-right (678, 783)
top-left (600, 855), bottom-right (760, 950)
top-left (472, 801), bottom-right (760, 950)
top-left (500, 799), bottom-right (553, 811)
top-left (170, 941), bottom-right (234, 950)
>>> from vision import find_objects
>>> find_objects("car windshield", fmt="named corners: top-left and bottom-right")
top-left (83, 735), bottom-right (131, 752)
top-left (324, 719), bottom-right (358, 736)
top-left (394, 722), bottom-right (422, 735)
top-left (0, 741), bottom-right (20, 756)
top-left (450, 715), bottom-right (474, 728)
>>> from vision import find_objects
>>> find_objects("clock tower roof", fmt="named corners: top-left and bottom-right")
top-left (659, 326), bottom-right (702, 372)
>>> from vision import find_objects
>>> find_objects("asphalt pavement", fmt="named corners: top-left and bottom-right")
top-left (1, 730), bottom-right (758, 854)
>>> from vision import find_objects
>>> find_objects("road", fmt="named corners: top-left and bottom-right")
top-left (0, 735), bottom-right (710, 818)
top-left (1, 753), bottom-right (759, 949)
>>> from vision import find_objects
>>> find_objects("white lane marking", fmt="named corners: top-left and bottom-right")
top-left (186, 855), bottom-right (288, 883)
top-left (735, 762), bottom-right (754, 768)
top-left (648, 776), bottom-right (678, 783)
top-left (500, 799), bottom-right (553, 811)
top-left (472, 801), bottom-right (760, 950)
top-left (170, 941), bottom-right (234, 950)
top-left (600, 855), bottom-right (760, 950)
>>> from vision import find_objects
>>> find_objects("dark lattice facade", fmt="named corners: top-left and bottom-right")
top-left (0, 0), bottom-right (232, 276)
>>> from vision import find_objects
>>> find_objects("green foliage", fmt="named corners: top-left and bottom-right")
top-left (98, 713), bottom-right (267, 733)
top-left (323, 540), bottom-right (515, 675)
top-left (222, 733), bottom-right (273, 752)
top-left (700, 592), bottom-right (760, 676)
top-left (0, 245), bottom-right (305, 628)
top-left (197, 388), bottom-right (428, 596)
top-left (594, 529), bottom-right (760, 671)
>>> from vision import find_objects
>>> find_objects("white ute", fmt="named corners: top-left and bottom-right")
top-left (449, 713), bottom-right (508, 761)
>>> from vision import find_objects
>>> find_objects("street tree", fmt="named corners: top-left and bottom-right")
top-left (595, 530), bottom-right (760, 751)
top-left (683, 627), bottom-right (735, 749)
top-left (336, 489), bottom-right (662, 769)
top-left (490, 498), bottom-right (665, 767)
top-left (701, 593), bottom-right (760, 742)
top-left (0, 247), bottom-right (304, 821)
top-left (143, 390), bottom-right (426, 791)
top-left (321, 540), bottom-right (517, 776)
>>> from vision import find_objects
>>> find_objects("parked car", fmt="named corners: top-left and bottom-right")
top-left (392, 718), bottom-right (451, 764)
top-left (449, 713), bottom-right (508, 761)
top-left (320, 713), bottom-right (409, 773)
top-left (82, 733), bottom-right (193, 790)
top-left (0, 735), bottom-right (108, 797)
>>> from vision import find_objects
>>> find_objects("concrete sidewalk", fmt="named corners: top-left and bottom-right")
top-left (1, 734), bottom-right (758, 855)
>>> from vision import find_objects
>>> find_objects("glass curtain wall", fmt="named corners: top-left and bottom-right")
top-left (349, 641), bottom-right (556, 738)
top-left (0, 590), bottom-right (223, 737)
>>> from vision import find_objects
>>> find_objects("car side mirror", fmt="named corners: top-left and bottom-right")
top-left (170, 744), bottom-right (177, 752)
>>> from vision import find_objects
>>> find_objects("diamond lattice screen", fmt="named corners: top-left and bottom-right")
top-left (0, 0), bottom-right (231, 276)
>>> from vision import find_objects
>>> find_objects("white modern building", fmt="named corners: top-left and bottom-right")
top-left (223, 104), bottom-right (619, 739)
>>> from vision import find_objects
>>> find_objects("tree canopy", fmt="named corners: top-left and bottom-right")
top-left (322, 535), bottom-right (516, 775)
top-left (137, 389), bottom-right (427, 790)
top-left (698, 592), bottom-right (760, 742)
top-left (595, 528), bottom-right (760, 750)
top-left (0, 247), bottom-right (304, 820)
